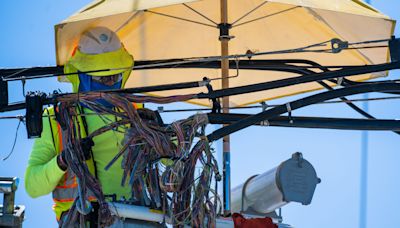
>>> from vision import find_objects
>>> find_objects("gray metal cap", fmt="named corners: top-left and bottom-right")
top-left (276, 152), bottom-right (321, 205)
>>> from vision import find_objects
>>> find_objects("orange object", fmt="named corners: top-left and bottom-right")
top-left (232, 213), bottom-right (278, 228)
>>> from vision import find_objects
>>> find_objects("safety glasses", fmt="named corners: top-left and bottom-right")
top-left (91, 73), bottom-right (122, 86)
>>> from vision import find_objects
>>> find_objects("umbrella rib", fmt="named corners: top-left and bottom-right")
top-left (232, 6), bottom-right (300, 28)
top-left (116, 11), bottom-right (141, 32)
top-left (231, 1), bottom-right (268, 26)
top-left (144, 10), bottom-right (217, 28)
top-left (182, 3), bottom-right (218, 26)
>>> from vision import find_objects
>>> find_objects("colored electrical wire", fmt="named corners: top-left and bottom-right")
top-left (55, 92), bottom-right (220, 227)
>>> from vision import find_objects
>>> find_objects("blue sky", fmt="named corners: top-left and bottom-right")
top-left (0, 1), bottom-right (399, 227)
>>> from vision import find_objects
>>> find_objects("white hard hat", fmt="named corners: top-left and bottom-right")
top-left (78, 27), bottom-right (121, 54)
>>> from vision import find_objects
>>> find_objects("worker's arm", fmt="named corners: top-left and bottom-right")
top-left (24, 116), bottom-right (65, 198)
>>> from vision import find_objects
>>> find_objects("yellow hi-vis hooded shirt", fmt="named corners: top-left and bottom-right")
top-left (24, 107), bottom-right (134, 219)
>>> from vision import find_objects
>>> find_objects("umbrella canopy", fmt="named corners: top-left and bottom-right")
top-left (55, 0), bottom-right (395, 107)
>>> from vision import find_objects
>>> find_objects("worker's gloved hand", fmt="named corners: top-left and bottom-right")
top-left (56, 137), bottom-right (94, 171)
top-left (57, 151), bottom-right (68, 171)
top-left (80, 137), bottom-right (94, 160)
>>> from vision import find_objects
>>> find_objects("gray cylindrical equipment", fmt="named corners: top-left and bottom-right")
top-left (231, 152), bottom-right (320, 214)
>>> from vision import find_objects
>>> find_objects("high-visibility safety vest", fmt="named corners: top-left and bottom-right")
top-left (45, 103), bottom-right (143, 220)
top-left (45, 107), bottom-right (97, 220)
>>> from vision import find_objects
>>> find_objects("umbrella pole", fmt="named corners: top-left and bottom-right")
top-left (220, 0), bottom-right (231, 216)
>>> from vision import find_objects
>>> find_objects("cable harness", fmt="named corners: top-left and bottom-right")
top-left (56, 92), bottom-right (220, 227)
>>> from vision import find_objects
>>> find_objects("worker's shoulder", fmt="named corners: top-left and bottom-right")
top-left (42, 106), bottom-right (58, 126)
top-left (43, 106), bottom-right (55, 113)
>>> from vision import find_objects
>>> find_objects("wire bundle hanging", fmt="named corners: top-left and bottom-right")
top-left (55, 91), bottom-right (220, 227)
top-left (56, 103), bottom-right (114, 228)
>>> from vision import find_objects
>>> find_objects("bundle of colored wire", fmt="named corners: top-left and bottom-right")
top-left (56, 103), bottom-right (114, 228)
top-left (55, 92), bottom-right (221, 227)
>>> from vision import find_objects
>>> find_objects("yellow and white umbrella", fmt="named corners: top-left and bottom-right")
top-left (55, 0), bottom-right (395, 107)
top-left (55, 0), bottom-right (395, 215)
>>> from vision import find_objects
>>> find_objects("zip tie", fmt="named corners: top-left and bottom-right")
top-left (157, 106), bottom-right (164, 113)
top-left (260, 101), bottom-right (268, 111)
top-left (286, 103), bottom-right (293, 124)
top-left (260, 119), bottom-right (270, 126)
top-left (337, 77), bottom-right (343, 86)
top-left (198, 78), bottom-right (210, 87)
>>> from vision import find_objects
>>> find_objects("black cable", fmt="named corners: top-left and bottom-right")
top-left (1, 62), bottom-right (399, 114)
top-left (2, 38), bottom-right (394, 81)
top-left (318, 81), bottom-right (400, 136)
top-left (207, 113), bottom-right (400, 131)
top-left (3, 117), bottom-right (23, 161)
top-left (207, 82), bottom-right (400, 141)
top-left (340, 78), bottom-right (400, 95)
top-left (198, 61), bottom-right (400, 100)
top-left (292, 61), bottom-right (400, 136)
top-left (3, 94), bottom-right (400, 118)
top-left (77, 106), bottom-right (99, 179)
top-left (318, 81), bottom-right (375, 120)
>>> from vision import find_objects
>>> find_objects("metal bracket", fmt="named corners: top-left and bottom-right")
top-left (204, 77), bottom-right (221, 113)
top-left (218, 23), bottom-right (234, 41)
top-left (331, 38), bottom-right (349, 53)
top-left (286, 103), bottom-right (293, 124)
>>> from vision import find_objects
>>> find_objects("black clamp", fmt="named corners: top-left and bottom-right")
top-left (331, 38), bottom-right (349, 53)
top-left (81, 137), bottom-right (95, 160)
top-left (218, 23), bottom-right (234, 41)
top-left (25, 92), bottom-right (46, 138)
top-left (204, 77), bottom-right (221, 113)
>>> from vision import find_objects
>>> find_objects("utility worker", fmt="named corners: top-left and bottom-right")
top-left (25, 27), bottom-right (143, 226)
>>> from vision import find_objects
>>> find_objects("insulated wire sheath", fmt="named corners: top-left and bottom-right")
top-left (207, 82), bottom-right (400, 141)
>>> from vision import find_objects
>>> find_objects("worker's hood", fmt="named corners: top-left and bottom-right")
top-left (63, 46), bottom-right (134, 92)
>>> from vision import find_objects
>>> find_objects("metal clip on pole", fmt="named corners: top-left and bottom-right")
top-left (204, 77), bottom-right (221, 113)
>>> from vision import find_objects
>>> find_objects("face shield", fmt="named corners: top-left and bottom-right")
top-left (63, 47), bottom-right (134, 93)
